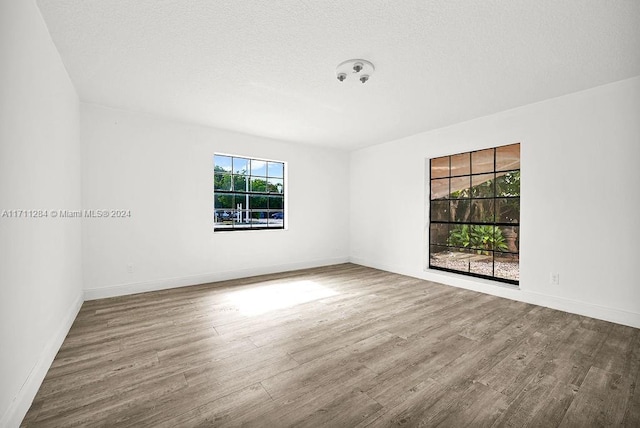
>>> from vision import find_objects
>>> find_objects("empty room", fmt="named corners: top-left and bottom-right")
top-left (2, 0), bottom-right (640, 426)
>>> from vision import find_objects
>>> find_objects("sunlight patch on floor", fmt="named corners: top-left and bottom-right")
top-left (227, 280), bottom-right (338, 316)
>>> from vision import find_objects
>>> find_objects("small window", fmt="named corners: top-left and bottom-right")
top-left (428, 143), bottom-right (520, 285)
top-left (214, 154), bottom-right (285, 231)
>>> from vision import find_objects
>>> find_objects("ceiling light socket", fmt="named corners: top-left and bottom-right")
top-left (336, 59), bottom-right (375, 84)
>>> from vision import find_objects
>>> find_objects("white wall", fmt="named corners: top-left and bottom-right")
top-left (81, 104), bottom-right (350, 298)
top-left (0, 0), bottom-right (83, 426)
top-left (350, 76), bottom-right (640, 328)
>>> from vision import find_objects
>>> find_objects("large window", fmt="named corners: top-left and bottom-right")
top-left (214, 154), bottom-right (285, 231)
top-left (428, 143), bottom-right (520, 284)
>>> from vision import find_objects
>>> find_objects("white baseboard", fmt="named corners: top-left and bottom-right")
top-left (84, 257), bottom-right (350, 300)
top-left (349, 257), bottom-right (640, 329)
top-left (516, 290), bottom-right (640, 329)
top-left (1, 292), bottom-right (84, 428)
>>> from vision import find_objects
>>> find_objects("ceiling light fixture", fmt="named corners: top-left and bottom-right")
top-left (336, 59), bottom-right (375, 84)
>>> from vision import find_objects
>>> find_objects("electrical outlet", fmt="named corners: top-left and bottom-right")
top-left (550, 272), bottom-right (560, 285)
top-left (127, 264), bottom-right (134, 274)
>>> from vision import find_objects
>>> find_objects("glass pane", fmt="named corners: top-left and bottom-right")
top-left (496, 226), bottom-right (519, 253)
top-left (494, 253), bottom-right (519, 281)
top-left (471, 199), bottom-right (494, 223)
top-left (447, 224), bottom-right (468, 249)
top-left (496, 198), bottom-right (519, 224)
top-left (471, 173), bottom-right (494, 198)
top-left (233, 174), bottom-right (247, 191)
top-left (430, 200), bottom-right (450, 222)
top-left (233, 157), bottom-right (249, 175)
top-left (429, 245), bottom-right (448, 257)
top-left (267, 162), bottom-right (284, 178)
top-left (450, 153), bottom-right (470, 176)
top-left (214, 209), bottom-right (234, 226)
top-left (233, 210), bottom-right (251, 229)
top-left (451, 199), bottom-right (470, 223)
top-left (214, 173), bottom-right (231, 191)
top-left (496, 143), bottom-right (520, 172)
top-left (438, 248), bottom-right (472, 273)
top-left (268, 211), bottom-right (284, 227)
top-left (269, 195), bottom-right (284, 210)
top-left (267, 178), bottom-right (284, 194)
top-left (249, 195), bottom-right (268, 210)
top-left (450, 176), bottom-right (470, 199)
top-left (233, 193), bottom-right (249, 210)
top-left (214, 155), bottom-right (232, 173)
top-left (470, 251), bottom-right (494, 276)
top-left (214, 194), bottom-right (233, 209)
top-left (467, 224), bottom-right (496, 252)
top-left (250, 177), bottom-right (267, 192)
top-left (471, 149), bottom-right (494, 174)
top-left (250, 159), bottom-right (267, 177)
top-left (431, 178), bottom-right (449, 200)
top-left (251, 211), bottom-right (269, 227)
top-left (431, 157), bottom-right (449, 179)
top-left (430, 223), bottom-right (449, 246)
top-left (496, 171), bottom-right (520, 197)
top-left (429, 245), bottom-right (452, 269)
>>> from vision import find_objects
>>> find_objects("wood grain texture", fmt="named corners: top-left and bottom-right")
top-left (21, 264), bottom-right (640, 427)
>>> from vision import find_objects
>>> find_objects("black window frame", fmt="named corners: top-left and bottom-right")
top-left (214, 154), bottom-right (285, 232)
top-left (428, 143), bottom-right (520, 285)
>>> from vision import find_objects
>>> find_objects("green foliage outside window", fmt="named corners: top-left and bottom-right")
top-left (448, 224), bottom-right (508, 255)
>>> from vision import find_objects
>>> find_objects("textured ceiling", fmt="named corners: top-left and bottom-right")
top-left (36, 0), bottom-right (640, 150)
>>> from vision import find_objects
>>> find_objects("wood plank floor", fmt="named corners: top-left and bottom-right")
top-left (22, 264), bottom-right (640, 427)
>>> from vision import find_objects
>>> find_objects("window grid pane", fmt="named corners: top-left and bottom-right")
top-left (429, 143), bottom-right (520, 285)
top-left (214, 155), bottom-right (285, 231)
